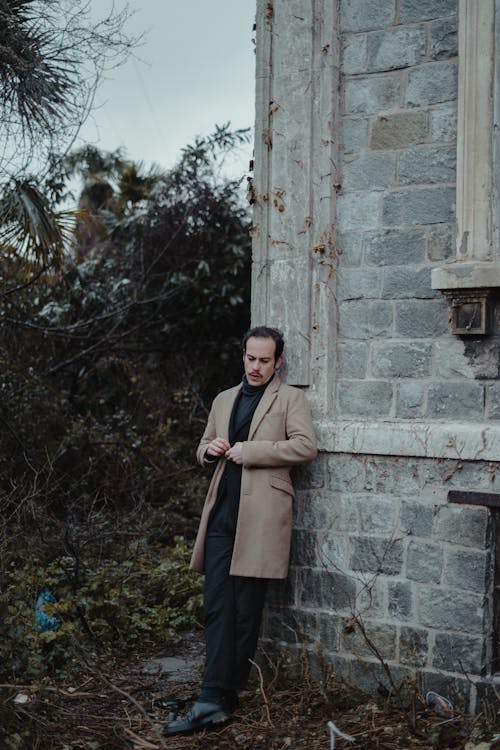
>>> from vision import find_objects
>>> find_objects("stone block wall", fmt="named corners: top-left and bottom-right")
top-left (253, 0), bottom-right (500, 710)
top-left (263, 453), bottom-right (498, 709)
top-left (336, 0), bottom-right (464, 422)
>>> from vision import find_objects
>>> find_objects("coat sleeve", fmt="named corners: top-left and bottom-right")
top-left (196, 401), bottom-right (218, 467)
top-left (241, 389), bottom-right (317, 467)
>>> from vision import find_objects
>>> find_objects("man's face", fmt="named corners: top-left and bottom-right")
top-left (243, 336), bottom-right (282, 386)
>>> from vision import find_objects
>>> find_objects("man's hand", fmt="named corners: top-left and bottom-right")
top-left (206, 437), bottom-right (231, 458)
top-left (225, 442), bottom-right (243, 464)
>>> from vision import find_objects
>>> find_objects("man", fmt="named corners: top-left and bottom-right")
top-left (163, 326), bottom-right (317, 736)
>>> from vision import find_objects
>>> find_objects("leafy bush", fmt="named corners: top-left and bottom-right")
top-left (1, 126), bottom-right (250, 493)
top-left (0, 126), bottom-right (251, 681)
top-left (1, 513), bottom-right (203, 681)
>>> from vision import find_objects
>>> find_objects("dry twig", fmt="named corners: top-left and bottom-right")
top-left (249, 658), bottom-right (273, 727)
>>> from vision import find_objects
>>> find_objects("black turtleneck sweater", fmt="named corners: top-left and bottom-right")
top-left (207, 375), bottom-right (271, 537)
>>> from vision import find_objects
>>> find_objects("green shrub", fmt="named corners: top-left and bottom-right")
top-left (0, 127), bottom-right (249, 684)
top-left (1, 526), bottom-right (203, 681)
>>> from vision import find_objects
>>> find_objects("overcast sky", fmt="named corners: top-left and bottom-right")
top-left (78, 0), bottom-right (256, 176)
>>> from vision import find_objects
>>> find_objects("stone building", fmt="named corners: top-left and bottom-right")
top-left (251, 0), bottom-right (500, 710)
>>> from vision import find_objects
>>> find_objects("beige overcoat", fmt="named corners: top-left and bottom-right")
top-left (190, 374), bottom-right (317, 579)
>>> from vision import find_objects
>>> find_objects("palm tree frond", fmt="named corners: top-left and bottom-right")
top-left (0, 180), bottom-right (81, 267)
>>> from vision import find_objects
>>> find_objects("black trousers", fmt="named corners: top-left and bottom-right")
top-left (202, 534), bottom-right (268, 692)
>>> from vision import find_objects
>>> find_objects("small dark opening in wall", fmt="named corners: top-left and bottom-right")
top-left (448, 491), bottom-right (500, 673)
top-left (448, 491), bottom-right (500, 508)
top-left (493, 511), bottom-right (500, 673)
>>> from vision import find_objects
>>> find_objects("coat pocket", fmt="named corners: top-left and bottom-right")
top-left (270, 474), bottom-right (294, 497)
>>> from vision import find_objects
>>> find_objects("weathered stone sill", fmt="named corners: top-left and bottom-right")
top-left (316, 419), bottom-right (500, 461)
top-left (431, 261), bottom-right (500, 290)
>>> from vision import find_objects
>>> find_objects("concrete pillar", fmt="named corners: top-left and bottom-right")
top-left (252, 0), bottom-right (339, 389)
top-left (456, 0), bottom-right (494, 262)
top-left (432, 0), bottom-right (500, 290)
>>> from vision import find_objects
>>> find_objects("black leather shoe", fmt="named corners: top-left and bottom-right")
top-left (162, 700), bottom-right (230, 736)
top-left (153, 695), bottom-right (196, 723)
top-left (152, 694), bottom-right (196, 711)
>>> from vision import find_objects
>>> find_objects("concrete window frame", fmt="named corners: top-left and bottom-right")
top-left (431, 0), bottom-right (500, 300)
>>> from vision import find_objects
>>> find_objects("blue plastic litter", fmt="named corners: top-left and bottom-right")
top-left (426, 690), bottom-right (454, 718)
top-left (34, 588), bottom-right (60, 632)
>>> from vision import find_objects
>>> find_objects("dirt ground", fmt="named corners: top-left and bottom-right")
top-left (3, 634), bottom-right (500, 750)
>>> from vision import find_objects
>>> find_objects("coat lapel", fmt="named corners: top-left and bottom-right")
top-left (248, 374), bottom-right (280, 440)
top-left (220, 384), bottom-right (241, 439)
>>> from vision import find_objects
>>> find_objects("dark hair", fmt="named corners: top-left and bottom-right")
top-left (242, 326), bottom-right (284, 362)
